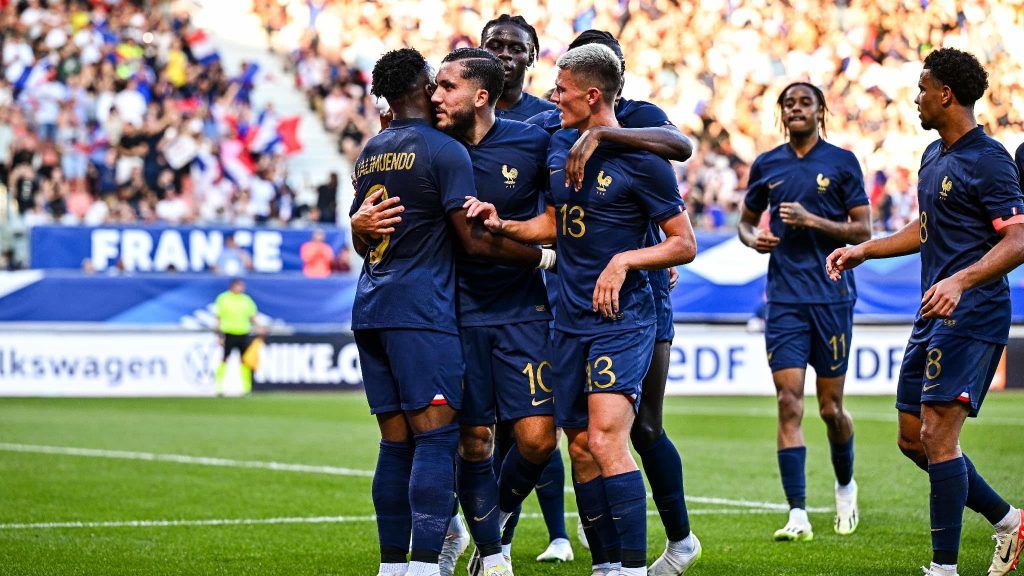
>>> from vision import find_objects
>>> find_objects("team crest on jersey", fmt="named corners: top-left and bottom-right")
top-left (596, 170), bottom-right (613, 194)
top-left (502, 164), bottom-right (519, 188)
top-left (816, 173), bottom-right (830, 194)
top-left (940, 176), bottom-right (952, 198)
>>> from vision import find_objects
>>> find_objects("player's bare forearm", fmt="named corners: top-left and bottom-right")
top-left (804, 205), bottom-right (872, 244)
top-left (501, 208), bottom-right (557, 245)
top-left (950, 223), bottom-right (1024, 292)
top-left (861, 218), bottom-right (921, 259)
top-left (594, 125), bottom-right (693, 162)
top-left (449, 209), bottom-right (542, 267)
top-left (618, 212), bottom-right (697, 270)
top-left (738, 205), bottom-right (779, 253)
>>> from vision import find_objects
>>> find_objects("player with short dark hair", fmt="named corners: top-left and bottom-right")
top-left (479, 15), bottom-right (568, 564)
top-left (827, 47), bottom-right (1024, 576)
top-left (465, 43), bottom-right (697, 576)
top-left (429, 46), bottom-right (558, 576)
top-left (526, 29), bottom-right (700, 576)
top-left (738, 81), bottom-right (872, 542)
top-left (351, 47), bottom-right (547, 576)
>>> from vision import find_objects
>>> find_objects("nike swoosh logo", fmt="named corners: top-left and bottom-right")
top-left (1000, 543), bottom-right (1014, 564)
top-left (612, 516), bottom-right (622, 521)
top-left (829, 363), bottom-right (843, 372)
top-left (768, 180), bottom-right (785, 189)
top-left (473, 505), bottom-right (497, 523)
top-left (532, 397), bottom-right (552, 406)
top-left (511, 488), bottom-right (523, 496)
top-left (536, 481), bottom-right (554, 489)
top-left (550, 168), bottom-right (564, 175)
top-left (923, 383), bottom-right (941, 392)
top-left (585, 514), bottom-right (603, 522)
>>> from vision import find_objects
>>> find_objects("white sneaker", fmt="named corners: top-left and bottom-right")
top-left (590, 564), bottom-right (613, 576)
top-left (536, 538), bottom-right (574, 562)
top-left (577, 519), bottom-right (591, 550)
top-left (922, 562), bottom-right (958, 576)
top-left (989, 508), bottom-right (1024, 576)
top-left (440, 514), bottom-right (470, 576)
top-left (481, 555), bottom-right (513, 576)
top-left (648, 533), bottom-right (702, 576)
top-left (773, 509), bottom-right (813, 542)
top-left (834, 479), bottom-right (859, 535)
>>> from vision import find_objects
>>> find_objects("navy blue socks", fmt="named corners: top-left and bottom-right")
top-left (604, 471), bottom-right (648, 569)
top-left (829, 434), bottom-right (855, 486)
top-left (929, 457), bottom-right (968, 566)
top-left (964, 454), bottom-right (1013, 525)
top-left (535, 449), bottom-right (569, 541)
top-left (374, 439), bottom-right (414, 563)
top-left (458, 455), bottom-right (502, 556)
top-left (410, 424), bottom-right (459, 562)
top-left (574, 476), bottom-right (622, 564)
top-left (778, 446), bottom-right (808, 509)
top-left (637, 431), bottom-right (690, 541)
top-left (498, 445), bottom-right (547, 513)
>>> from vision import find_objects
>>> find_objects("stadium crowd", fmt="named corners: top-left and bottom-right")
top-left (254, 0), bottom-right (1024, 233)
top-left (0, 0), bottom-right (334, 239)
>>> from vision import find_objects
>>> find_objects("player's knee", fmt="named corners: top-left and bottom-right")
top-left (818, 401), bottom-right (843, 426)
top-left (517, 431), bottom-right (556, 463)
top-left (567, 433), bottom-right (592, 465)
top-left (897, 432), bottom-right (927, 470)
top-left (777, 391), bottom-right (804, 422)
top-left (629, 420), bottom-right (661, 452)
top-left (458, 426), bottom-right (494, 461)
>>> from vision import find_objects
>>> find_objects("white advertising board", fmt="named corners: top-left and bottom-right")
top-left (0, 331), bottom-right (241, 397)
top-left (666, 325), bottom-right (911, 395)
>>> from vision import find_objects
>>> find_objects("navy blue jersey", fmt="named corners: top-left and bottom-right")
top-left (525, 108), bottom-right (561, 134)
top-left (495, 91), bottom-right (556, 122)
top-left (912, 127), bottom-right (1024, 344)
top-left (546, 130), bottom-right (684, 334)
top-left (1015, 141), bottom-right (1024, 192)
top-left (457, 118), bottom-right (551, 326)
top-left (744, 140), bottom-right (868, 304)
top-left (349, 118), bottom-right (472, 334)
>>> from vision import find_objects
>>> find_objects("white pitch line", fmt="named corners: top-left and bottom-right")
top-left (0, 442), bottom-right (828, 513)
top-left (0, 509), bottom-right (788, 531)
top-left (0, 443), bottom-right (374, 478)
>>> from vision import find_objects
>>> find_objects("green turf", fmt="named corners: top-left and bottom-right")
top-left (1, 393), bottom-right (1022, 575)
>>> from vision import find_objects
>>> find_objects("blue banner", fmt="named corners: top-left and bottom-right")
top-left (29, 225), bottom-right (347, 273)
top-left (6, 231), bottom-right (1024, 325)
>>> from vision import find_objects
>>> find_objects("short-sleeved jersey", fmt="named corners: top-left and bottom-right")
top-left (546, 130), bottom-right (684, 334)
top-left (495, 91), bottom-right (556, 122)
top-left (912, 126), bottom-right (1024, 344)
top-left (349, 118), bottom-right (472, 334)
top-left (457, 118), bottom-right (551, 326)
top-left (215, 291), bottom-right (257, 335)
top-left (744, 140), bottom-right (868, 304)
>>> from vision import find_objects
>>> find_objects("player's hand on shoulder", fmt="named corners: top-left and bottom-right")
top-left (752, 228), bottom-right (780, 253)
top-left (779, 201), bottom-right (812, 227)
top-left (463, 196), bottom-right (504, 233)
top-left (352, 189), bottom-right (404, 240)
top-left (825, 245), bottom-right (864, 281)
top-left (920, 276), bottom-right (964, 319)
top-left (567, 127), bottom-right (604, 191)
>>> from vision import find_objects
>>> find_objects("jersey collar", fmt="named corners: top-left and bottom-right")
top-left (940, 125), bottom-right (985, 155)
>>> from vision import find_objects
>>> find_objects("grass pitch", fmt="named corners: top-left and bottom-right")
top-left (1, 393), bottom-right (1022, 575)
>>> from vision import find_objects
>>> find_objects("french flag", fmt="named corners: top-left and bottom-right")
top-left (248, 110), bottom-right (302, 156)
top-left (13, 60), bottom-right (52, 94)
top-left (220, 139), bottom-right (256, 187)
top-left (187, 29), bottom-right (220, 66)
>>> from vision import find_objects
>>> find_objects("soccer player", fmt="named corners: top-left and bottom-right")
top-left (350, 48), bottom-right (546, 576)
top-left (1016, 142), bottom-right (1023, 190)
top-left (527, 30), bottom-right (701, 576)
top-left (827, 48), bottom-right (1024, 576)
top-left (738, 81), bottom-right (871, 541)
top-left (465, 43), bottom-right (696, 576)
top-left (429, 47), bottom-right (558, 576)
top-left (480, 13), bottom-right (569, 564)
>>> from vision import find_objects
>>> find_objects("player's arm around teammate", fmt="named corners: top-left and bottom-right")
top-left (738, 82), bottom-right (871, 541)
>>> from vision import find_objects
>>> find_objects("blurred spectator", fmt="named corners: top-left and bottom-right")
top-left (315, 171), bottom-right (337, 224)
top-left (213, 234), bottom-right (253, 276)
top-left (300, 228), bottom-right (334, 277)
top-left (253, 0), bottom-right (1024, 232)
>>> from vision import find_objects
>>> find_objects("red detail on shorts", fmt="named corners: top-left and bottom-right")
top-left (430, 394), bottom-right (448, 406)
top-left (957, 392), bottom-right (970, 403)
